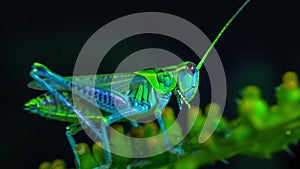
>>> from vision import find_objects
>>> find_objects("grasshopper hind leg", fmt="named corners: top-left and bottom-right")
top-left (66, 123), bottom-right (112, 169)
top-left (66, 129), bottom-right (81, 168)
top-left (66, 124), bottom-right (112, 169)
top-left (30, 63), bottom-right (112, 169)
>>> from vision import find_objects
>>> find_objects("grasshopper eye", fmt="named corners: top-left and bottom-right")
top-left (187, 63), bottom-right (196, 75)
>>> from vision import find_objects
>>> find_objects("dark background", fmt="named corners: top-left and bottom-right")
top-left (1, 0), bottom-right (300, 168)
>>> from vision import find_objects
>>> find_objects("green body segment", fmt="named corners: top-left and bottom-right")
top-left (134, 61), bottom-right (198, 99)
top-left (25, 92), bottom-right (110, 123)
top-left (134, 68), bottom-right (177, 94)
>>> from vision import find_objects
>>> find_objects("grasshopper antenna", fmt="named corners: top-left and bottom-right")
top-left (196, 0), bottom-right (251, 70)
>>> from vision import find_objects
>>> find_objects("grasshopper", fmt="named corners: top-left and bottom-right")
top-left (24, 1), bottom-right (250, 168)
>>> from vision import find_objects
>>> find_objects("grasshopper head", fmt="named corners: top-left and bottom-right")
top-left (176, 61), bottom-right (199, 102)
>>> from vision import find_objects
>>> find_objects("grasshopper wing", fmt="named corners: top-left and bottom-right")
top-left (27, 72), bottom-right (150, 94)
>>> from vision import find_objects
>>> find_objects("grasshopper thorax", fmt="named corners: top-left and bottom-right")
top-left (135, 61), bottom-right (199, 106)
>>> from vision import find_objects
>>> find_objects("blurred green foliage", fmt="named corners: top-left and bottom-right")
top-left (39, 71), bottom-right (300, 169)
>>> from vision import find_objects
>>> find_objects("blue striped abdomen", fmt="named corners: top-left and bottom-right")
top-left (71, 84), bottom-right (130, 114)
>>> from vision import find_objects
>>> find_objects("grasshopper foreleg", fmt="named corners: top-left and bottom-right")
top-left (155, 93), bottom-right (185, 157)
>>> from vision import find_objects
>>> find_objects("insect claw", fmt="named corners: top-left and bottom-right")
top-left (169, 146), bottom-right (186, 159)
top-left (220, 159), bottom-right (229, 165)
top-left (235, 98), bottom-right (241, 104)
top-left (285, 147), bottom-right (294, 157)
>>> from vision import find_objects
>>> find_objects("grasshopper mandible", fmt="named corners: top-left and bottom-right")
top-left (24, 1), bottom-right (250, 168)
